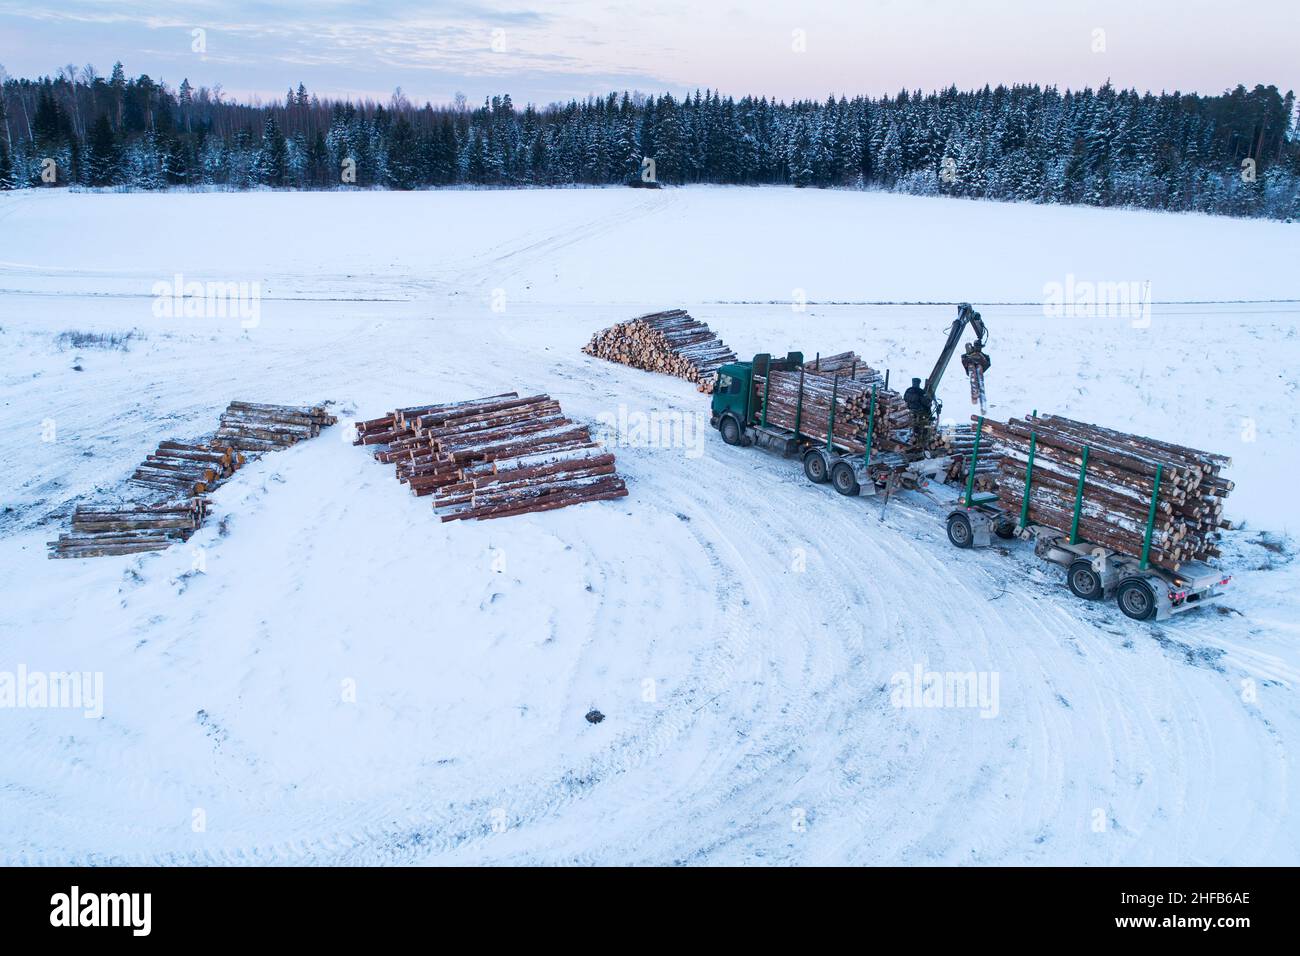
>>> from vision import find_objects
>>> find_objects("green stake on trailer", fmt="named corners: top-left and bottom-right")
top-left (1069, 445), bottom-right (1091, 544)
top-left (760, 362), bottom-right (771, 427)
top-left (963, 416), bottom-right (984, 506)
top-left (793, 366), bottom-right (805, 436)
top-left (1019, 433), bottom-right (1038, 530)
top-left (863, 385), bottom-right (878, 468)
top-left (826, 375), bottom-right (839, 452)
top-left (1018, 409), bottom-right (1039, 530)
top-left (1140, 465), bottom-right (1163, 570)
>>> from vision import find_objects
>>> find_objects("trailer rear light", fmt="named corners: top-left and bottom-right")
top-left (1220, 576), bottom-right (1232, 586)
top-left (1169, 589), bottom-right (1188, 604)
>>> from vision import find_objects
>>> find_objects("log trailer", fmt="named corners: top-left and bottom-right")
top-left (944, 421), bottom-right (1231, 622)
top-left (710, 351), bottom-right (953, 499)
top-left (706, 305), bottom-right (1230, 623)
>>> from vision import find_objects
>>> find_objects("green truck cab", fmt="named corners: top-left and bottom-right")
top-left (710, 352), bottom-right (803, 443)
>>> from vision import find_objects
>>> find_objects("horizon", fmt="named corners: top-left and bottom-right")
top-left (1, 0), bottom-right (1295, 108)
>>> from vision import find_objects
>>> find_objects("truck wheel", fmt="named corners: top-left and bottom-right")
top-left (831, 462), bottom-right (860, 496)
top-left (946, 513), bottom-right (973, 548)
top-left (720, 416), bottom-right (742, 446)
top-left (1116, 578), bottom-right (1157, 621)
top-left (1067, 560), bottom-right (1103, 600)
top-left (994, 519), bottom-right (1017, 540)
top-left (803, 451), bottom-right (829, 484)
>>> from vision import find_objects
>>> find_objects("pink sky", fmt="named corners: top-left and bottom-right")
top-left (0, 0), bottom-right (1295, 105)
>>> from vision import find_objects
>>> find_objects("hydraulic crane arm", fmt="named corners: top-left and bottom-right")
top-left (924, 302), bottom-right (987, 410)
top-left (903, 303), bottom-right (991, 449)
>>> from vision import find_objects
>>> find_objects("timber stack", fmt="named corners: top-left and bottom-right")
top-left (130, 440), bottom-right (244, 498)
top-left (50, 399), bottom-right (332, 559)
top-left (356, 392), bottom-right (627, 521)
top-left (982, 413), bottom-right (1233, 572)
top-left (47, 499), bottom-right (208, 559)
top-left (756, 365), bottom-right (936, 459)
top-left (803, 351), bottom-right (878, 381)
top-left (941, 423), bottom-right (1000, 492)
top-left (582, 309), bottom-right (736, 393)
top-left (216, 401), bottom-right (337, 452)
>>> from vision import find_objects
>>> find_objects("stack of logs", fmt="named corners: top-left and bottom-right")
top-left (130, 440), bottom-right (244, 498)
top-left (47, 499), bottom-right (209, 559)
top-left (941, 423), bottom-right (1000, 492)
top-left (49, 399), bottom-right (334, 559)
top-left (217, 401), bottom-right (337, 452)
top-left (356, 392), bottom-right (627, 521)
top-left (982, 413), bottom-right (1233, 571)
top-left (582, 309), bottom-right (736, 393)
top-left (803, 351), bottom-right (872, 378)
top-left (756, 362), bottom-right (936, 458)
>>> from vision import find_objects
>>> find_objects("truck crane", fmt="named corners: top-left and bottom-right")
top-left (902, 302), bottom-right (990, 450)
top-left (705, 305), bottom-right (1230, 622)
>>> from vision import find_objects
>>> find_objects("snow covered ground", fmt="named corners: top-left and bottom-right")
top-left (0, 186), bottom-right (1298, 865)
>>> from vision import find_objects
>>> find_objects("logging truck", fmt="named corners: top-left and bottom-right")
top-left (944, 420), bottom-right (1232, 622)
top-left (709, 352), bottom-right (1231, 623)
top-left (710, 351), bottom-right (951, 497)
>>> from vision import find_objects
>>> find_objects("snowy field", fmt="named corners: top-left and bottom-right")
top-left (1, 186), bottom-right (1298, 865)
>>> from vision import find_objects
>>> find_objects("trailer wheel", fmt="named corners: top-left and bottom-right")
top-left (946, 513), bottom-right (974, 548)
top-left (719, 415), bottom-right (742, 446)
top-left (803, 451), bottom-right (829, 484)
top-left (994, 520), bottom-right (1017, 540)
top-left (1116, 578), bottom-right (1157, 621)
top-left (1067, 560), bottom-right (1104, 600)
top-left (831, 462), bottom-right (860, 496)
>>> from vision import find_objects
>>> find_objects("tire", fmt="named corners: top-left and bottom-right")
top-left (994, 520), bottom-right (1017, 540)
top-left (720, 416), bottom-right (742, 446)
top-left (831, 462), bottom-right (860, 496)
top-left (1116, 578), bottom-right (1157, 621)
top-left (1067, 560), bottom-right (1104, 600)
top-left (804, 452), bottom-right (829, 484)
top-left (947, 513), bottom-right (973, 549)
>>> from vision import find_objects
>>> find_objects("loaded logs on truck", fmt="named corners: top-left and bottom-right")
top-left (981, 413), bottom-right (1233, 572)
top-left (582, 309), bottom-right (736, 393)
top-left (941, 423), bottom-right (1000, 492)
top-left (355, 392), bottom-right (627, 521)
top-left (755, 364), bottom-right (944, 459)
top-left (47, 498), bottom-right (209, 559)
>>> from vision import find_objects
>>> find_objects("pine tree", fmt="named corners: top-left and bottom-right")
top-left (87, 113), bottom-right (117, 186)
top-left (256, 115), bottom-right (288, 186)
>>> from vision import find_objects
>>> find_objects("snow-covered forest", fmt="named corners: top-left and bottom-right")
top-left (1, 64), bottom-right (1297, 219)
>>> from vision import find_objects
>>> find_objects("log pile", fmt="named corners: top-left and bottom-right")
top-left (983, 413), bottom-right (1233, 571)
top-left (355, 392), bottom-right (628, 521)
top-left (216, 401), bottom-right (337, 452)
top-left (803, 351), bottom-right (879, 381)
top-left (757, 369), bottom-right (874, 454)
top-left (49, 399), bottom-right (333, 559)
top-left (582, 309), bottom-right (736, 392)
top-left (130, 440), bottom-right (244, 498)
top-left (941, 423), bottom-right (1000, 492)
top-left (756, 366), bottom-right (938, 458)
top-left (47, 499), bottom-right (208, 559)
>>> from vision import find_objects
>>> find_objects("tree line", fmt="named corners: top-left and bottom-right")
top-left (1, 63), bottom-right (1296, 220)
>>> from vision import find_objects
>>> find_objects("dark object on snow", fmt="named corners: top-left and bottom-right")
top-left (585, 709), bottom-right (605, 724)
